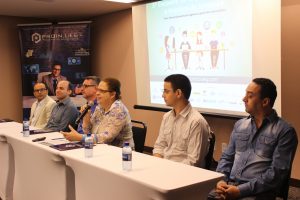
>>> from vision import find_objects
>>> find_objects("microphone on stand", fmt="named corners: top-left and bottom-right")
top-left (75, 101), bottom-right (94, 125)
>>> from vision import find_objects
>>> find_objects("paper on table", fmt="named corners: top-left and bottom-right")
top-left (49, 142), bottom-right (83, 151)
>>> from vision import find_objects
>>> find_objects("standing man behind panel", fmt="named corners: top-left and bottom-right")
top-left (153, 74), bottom-right (210, 167)
top-left (29, 82), bottom-right (56, 128)
top-left (42, 63), bottom-right (67, 96)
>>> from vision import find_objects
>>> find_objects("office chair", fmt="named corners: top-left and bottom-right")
top-left (205, 131), bottom-right (217, 170)
top-left (131, 120), bottom-right (147, 153)
top-left (276, 144), bottom-right (297, 200)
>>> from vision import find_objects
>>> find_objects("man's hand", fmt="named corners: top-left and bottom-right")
top-left (61, 125), bottom-right (83, 141)
top-left (215, 180), bottom-right (228, 199)
top-left (224, 185), bottom-right (240, 200)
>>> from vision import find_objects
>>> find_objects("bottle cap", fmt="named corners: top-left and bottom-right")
top-left (124, 142), bottom-right (129, 146)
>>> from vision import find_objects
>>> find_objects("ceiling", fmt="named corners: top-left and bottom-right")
top-left (0, 0), bottom-right (151, 20)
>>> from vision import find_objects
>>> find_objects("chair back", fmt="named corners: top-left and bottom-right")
top-left (276, 142), bottom-right (297, 200)
top-left (131, 120), bottom-right (147, 153)
top-left (37, 71), bottom-right (51, 83)
top-left (205, 131), bottom-right (216, 170)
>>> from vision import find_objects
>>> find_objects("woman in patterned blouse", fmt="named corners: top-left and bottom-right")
top-left (62, 78), bottom-right (134, 148)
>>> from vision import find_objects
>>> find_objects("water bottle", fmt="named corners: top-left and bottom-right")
top-left (23, 120), bottom-right (30, 137)
top-left (84, 133), bottom-right (93, 158)
top-left (122, 142), bottom-right (132, 171)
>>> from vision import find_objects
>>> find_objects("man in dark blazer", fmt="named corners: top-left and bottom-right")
top-left (42, 63), bottom-right (67, 96)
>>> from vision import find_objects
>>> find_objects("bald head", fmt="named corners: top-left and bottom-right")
top-left (33, 82), bottom-right (48, 102)
top-left (56, 80), bottom-right (72, 100)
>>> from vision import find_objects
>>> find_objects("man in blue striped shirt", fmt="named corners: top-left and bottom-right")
top-left (76, 76), bottom-right (100, 134)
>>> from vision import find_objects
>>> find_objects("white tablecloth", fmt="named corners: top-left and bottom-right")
top-left (0, 122), bottom-right (223, 200)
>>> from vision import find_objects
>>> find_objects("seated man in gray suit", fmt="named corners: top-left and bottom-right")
top-left (45, 80), bottom-right (79, 132)
top-left (29, 82), bottom-right (56, 128)
top-left (41, 63), bottom-right (67, 96)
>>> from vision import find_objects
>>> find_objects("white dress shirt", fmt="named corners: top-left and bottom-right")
top-left (153, 103), bottom-right (210, 168)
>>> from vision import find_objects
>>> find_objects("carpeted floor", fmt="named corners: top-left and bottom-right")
top-left (287, 186), bottom-right (300, 200)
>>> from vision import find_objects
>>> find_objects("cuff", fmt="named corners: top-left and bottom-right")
top-left (81, 134), bottom-right (86, 142)
top-left (237, 182), bottom-right (252, 198)
top-left (152, 148), bottom-right (163, 156)
top-left (93, 133), bottom-right (98, 143)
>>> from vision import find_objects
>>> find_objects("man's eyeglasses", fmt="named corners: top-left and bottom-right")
top-left (82, 84), bottom-right (96, 89)
top-left (97, 89), bottom-right (112, 94)
top-left (34, 88), bottom-right (47, 93)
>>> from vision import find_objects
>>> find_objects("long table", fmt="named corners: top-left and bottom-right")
top-left (0, 122), bottom-right (223, 200)
top-left (0, 122), bottom-right (71, 200)
top-left (0, 123), bottom-right (15, 200)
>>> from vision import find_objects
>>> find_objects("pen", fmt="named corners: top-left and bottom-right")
top-left (51, 137), bottom-right (65, 140)
top-left (32, 137), bottom-right (46, 142)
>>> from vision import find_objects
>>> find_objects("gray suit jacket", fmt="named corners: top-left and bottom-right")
top-left (42, 74), bottom-right (67, 96)
top-left (29, 95), bottom-right (56, 128)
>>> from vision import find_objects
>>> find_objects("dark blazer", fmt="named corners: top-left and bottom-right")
top-left (42, 74), bottom-right (67, 96)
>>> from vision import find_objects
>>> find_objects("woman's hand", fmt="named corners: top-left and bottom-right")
top-left (61, 125), bottom-right (83, 141)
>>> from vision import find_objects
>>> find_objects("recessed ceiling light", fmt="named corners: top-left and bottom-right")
top-left (104, 0), bottom-right (136, 3)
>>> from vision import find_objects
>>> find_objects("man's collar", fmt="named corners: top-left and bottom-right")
top-left (248, 109), bottom-right (278, 123)
top-left (171, 103), bottom-right (191, 118)
top-left (264, 109), bottom-right (278, 123)
top-left (56, 97), bottom-right (70, 105)
top-left (37, 95), bottom-right (48, 104)
top-left (92, 98), bottom-right (98, 105)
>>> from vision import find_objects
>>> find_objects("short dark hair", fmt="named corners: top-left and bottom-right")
top-left (164, 74), bottom-right (191, 100)
top-left (103, 78), bottom-right (121, 100)
top-left (33, 82), bottom-right (48, 90)
top-left (84, 76), bottom-right (100, 86)
top-left (52, 62), bottom-right (62, 69)
top-left (63, 80), bottom-right (73, 91)
top-left (252, 78), bottom-right (277, 107)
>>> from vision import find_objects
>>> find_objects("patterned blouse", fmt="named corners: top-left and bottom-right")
top-left (90, 100), bottom-right (134, 148)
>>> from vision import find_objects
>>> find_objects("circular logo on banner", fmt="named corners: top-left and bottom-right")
top-left (32, 33), bottom-right (41, 44)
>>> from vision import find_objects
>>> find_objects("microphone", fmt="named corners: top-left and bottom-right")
top-left (75, 101), bottom-right (94, 125)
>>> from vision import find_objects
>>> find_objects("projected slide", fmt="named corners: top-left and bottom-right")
top-left (146, 0), bottom-right (252, 114)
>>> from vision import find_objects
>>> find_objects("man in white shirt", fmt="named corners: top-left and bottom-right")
top-left (153, 74), bottom-right (210, 168)
top-left (29, 82), bottom-right (56, 128)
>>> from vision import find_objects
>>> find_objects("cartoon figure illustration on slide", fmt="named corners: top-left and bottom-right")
top-left (180, 31), bottom-right (191, 70)
top-left (195, 31), bottom-right (204, 70)
top-left (164, 26), bottom-right (176, 70)
top-left (164, 35), bottom-right (172, 70)
top-left (209, 30), bottom-right (219, 69)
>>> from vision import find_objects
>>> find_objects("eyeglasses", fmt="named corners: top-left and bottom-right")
top-left (53, 68), bottom-right (61, 71)
top-left (82, 84), bottom-right (96, 89)
top-left (97, 89), bottom-right (112, 94)
top-left (34, 88), bottom-right (47, 93)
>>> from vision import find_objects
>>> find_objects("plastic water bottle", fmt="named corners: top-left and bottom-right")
top-left (122, 142), bottom-right (132, 171)
top-left (84, 133), bottom-right (93, 158)
top-left (23, 120), bottom-right (30, 137)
